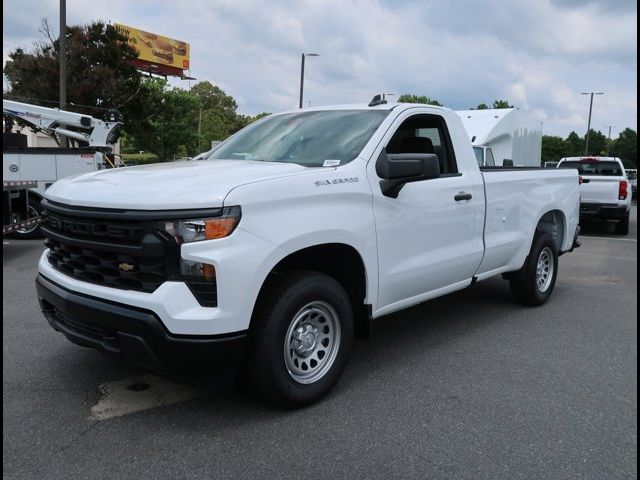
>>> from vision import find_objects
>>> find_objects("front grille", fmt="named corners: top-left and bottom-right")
top-left (41, 201), bottom-right (175, 293)
top-left (45, 237), bottom-right (168, 292)
top-left (41, 209), bottom-right (146, 244)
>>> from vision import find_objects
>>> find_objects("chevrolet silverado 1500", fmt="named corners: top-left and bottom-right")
top-left (36, 101), bottom-right (580, 406)
top-left (557, 156), bottom-right (631, 235)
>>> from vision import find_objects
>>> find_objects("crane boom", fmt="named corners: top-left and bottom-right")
top-left (2, 99), bottom-right (122, 148)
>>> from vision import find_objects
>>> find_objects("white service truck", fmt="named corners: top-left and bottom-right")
top-left (456, 108), bottom-right (542, 167)
top-left (2, 100), bottom-right (122, 238)
top-left (557, 156), bottom-right (632, 235)
top-left (36, 100), bottom-right (580, 406)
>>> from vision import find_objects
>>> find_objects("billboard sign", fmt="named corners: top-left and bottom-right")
top-left (115, 23), bottom-right (190, 73)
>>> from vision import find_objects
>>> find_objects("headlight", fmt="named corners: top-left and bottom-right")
top-left (162, 206), bottom-right (241, 244)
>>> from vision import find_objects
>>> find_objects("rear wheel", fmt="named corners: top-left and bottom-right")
top-left (509, 231), bottom-right (559, 306)
top-left (245, 271), bottom-right (353, 408)
top-left (615, 214), bottom-right (629, 235)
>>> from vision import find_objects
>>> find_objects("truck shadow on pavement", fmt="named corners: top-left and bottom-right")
top-left (51, 275), bottom-right (531, 427)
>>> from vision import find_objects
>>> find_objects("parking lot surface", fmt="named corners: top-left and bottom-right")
top-left (3, 206), bottom-right (637, 479)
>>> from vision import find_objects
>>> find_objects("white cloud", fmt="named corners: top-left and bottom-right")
top-left (2, 0), bottom-right (637, 137)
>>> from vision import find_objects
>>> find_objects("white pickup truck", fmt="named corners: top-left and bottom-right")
top-left (557, 156), bottom-right (632, 235)
top-left (36, 101), bottom-right (580, 406)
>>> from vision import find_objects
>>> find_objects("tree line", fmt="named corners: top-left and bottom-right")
top-left (542, 129), bottom-right (636, 167)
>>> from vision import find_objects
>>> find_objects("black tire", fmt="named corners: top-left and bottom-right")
top-left (615, 214), bottom-right (629, 235)
top-left (509, 231), bottom-right (559, 306)
top-left (244, 271), bottom-right (354, 408)
top-left (11, 199), bottom-right (42, 239)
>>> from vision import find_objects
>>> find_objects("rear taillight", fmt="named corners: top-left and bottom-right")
top-left (619, 181), bottom-right (628, 200)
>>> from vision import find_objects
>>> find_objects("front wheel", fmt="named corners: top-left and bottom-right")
top-left (509, 231), bottom-right (559, 306)
top-left (245, 271), bottom-right (354, 408)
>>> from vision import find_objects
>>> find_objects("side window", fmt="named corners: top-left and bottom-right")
top-left (485, 148), bottom-right (495, 166)
top-left (386, 114), bottom-right (458, 175)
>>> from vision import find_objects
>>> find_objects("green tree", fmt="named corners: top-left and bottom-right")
top-left (190, 81), bottom-right (238, 124)
top-left (125, 79), bottom-right (199, 160)
top-left (398, 94), bottom-right (443, 106)
top-left (585, 129), bottom-right (607, 156)
top-left (610, 128), bottom-right (637, 167)
top-left (189, 81), bottom-right (261, 151)
top-left (475, 103), bottom-right (489, 110)
top-left (541, 135), bottom-right (566, 163)
top-left (492, 100), bottom-right (514, 109)
top-left (564, 131), bottom-right (584, 156)
top-left (4, 20), bottom-right (141, 119)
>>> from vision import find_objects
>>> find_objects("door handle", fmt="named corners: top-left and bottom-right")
top-left (454, 192), bottom-right (472, 201)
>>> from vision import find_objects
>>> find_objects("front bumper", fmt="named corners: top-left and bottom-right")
top-left (579, 203), bottom-right (628, 221)
top-left (37, 274), bottom-right (247, 387)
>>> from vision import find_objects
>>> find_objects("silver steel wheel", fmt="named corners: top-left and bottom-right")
top-left (15, 205), bottom-right (39, 234)
top-left (535, 246), bottom-right (554, 293)
top-left (284, 301), bottom-right (341, 385)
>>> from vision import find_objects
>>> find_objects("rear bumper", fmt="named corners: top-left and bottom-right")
top-left (579, 203), bottom-right (628, 221)
top-left (36, 274), bottom-right (247, 387)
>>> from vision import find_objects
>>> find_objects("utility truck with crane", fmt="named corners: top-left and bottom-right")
top-left (2, 99), bottom-right (123, 238)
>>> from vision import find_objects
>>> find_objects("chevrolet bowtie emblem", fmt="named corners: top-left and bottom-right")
top-left (118, 263), bottom-right (136, 272)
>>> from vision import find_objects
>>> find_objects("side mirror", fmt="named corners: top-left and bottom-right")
top-left (376, 150), bottom-right (440, 198)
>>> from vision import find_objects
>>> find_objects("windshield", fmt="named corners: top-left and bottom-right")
top-left (208, 110), bottom-right (389, 167)
top-left (559, 161), bottom-right (623, 176)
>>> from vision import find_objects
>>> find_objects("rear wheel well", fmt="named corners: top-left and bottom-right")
top-left (536, 210), bottom-right (565, 253)
top-left (254, 243), bottom-right (370, 339)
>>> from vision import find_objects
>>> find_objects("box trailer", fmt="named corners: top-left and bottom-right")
top-left (456, 108), bottom-right (542, 167)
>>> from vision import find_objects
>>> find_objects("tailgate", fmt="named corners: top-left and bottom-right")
top-left (580, 176), bottom-right (620, 204)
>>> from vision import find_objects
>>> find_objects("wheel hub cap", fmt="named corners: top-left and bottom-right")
top-left (535, 246), bottom-right (554, 293)
top-left (284, 301), bottom-right (342, 384)
top-left (293, 325), bottom-right (318, 356)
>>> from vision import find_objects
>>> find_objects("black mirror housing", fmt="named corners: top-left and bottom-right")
top-left (376, 150), bottom-right (440, 198)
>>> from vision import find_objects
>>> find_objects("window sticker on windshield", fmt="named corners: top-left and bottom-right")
top-left (323, 159), bottom-right (341, 167)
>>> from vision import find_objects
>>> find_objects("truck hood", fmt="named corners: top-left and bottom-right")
top-left (44, 160), bottom-right (311, 209)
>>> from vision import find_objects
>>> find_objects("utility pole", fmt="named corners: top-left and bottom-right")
top-left (299, 53), bottom-right (319, 108)
top-left (59, 0), bottom-right (68, 147)
top-left (198, 106), bottom-right (202, 150)
top-left (605, 125), bottom-right (616, 156)
top-left (581, 92), bottom-right (604, 155)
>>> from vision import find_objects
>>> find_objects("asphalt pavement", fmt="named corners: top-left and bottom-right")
top-left (3, 206), bottom-right (637, 480)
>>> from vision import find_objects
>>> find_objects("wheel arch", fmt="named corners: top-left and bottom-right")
top-left (251, 243), bottom-right (372, 339)
top-left (535, 209), bottom-right (566, 253)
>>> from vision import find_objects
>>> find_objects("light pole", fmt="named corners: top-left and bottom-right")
top-left (299, 53), bottom-right (319, 109)
top-left (581, 92), bottom-right (604, 155)
top-left (605, 125), bottom-right (616, 156)
top-left (59, 0), bottom-right (67, 146)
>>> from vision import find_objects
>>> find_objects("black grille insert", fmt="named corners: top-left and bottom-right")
top-left (45, 237), bottom-right (168, 293)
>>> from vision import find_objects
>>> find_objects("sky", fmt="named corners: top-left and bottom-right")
top-left (2, 0), bottom-right (637, 138)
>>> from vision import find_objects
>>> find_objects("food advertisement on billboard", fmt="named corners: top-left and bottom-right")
top-left (115, 23), bottom-right (190, 71)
